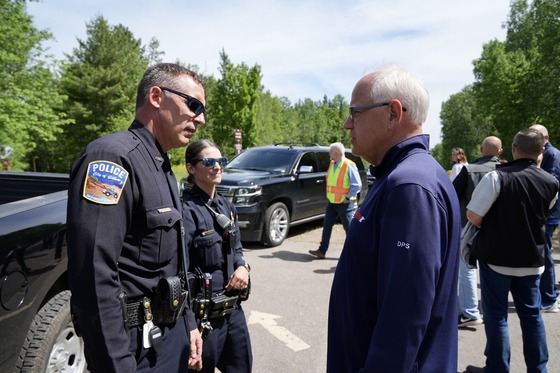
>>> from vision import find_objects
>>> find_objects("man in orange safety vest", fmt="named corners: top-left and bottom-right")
top-left (309, 142), bottom-right (362, 259)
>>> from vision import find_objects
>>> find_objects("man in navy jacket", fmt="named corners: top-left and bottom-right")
top-left (327, 65), bottom-right (461, 372)
top-left (530, 124), bottom-right (560, 313)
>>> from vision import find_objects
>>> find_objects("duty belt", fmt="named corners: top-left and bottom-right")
top-left (124, 276), bottom-right (187, 328)
top-left (125, 299), bottom-right (151, 328)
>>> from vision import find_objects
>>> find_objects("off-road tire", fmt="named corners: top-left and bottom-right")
top-left (16, 290), bottom-right (88, 373)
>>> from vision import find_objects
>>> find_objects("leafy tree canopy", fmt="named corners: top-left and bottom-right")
top-left (57, 15), bottom-right (151, 169)
top-left (0, 0), bottom-right (66, 171)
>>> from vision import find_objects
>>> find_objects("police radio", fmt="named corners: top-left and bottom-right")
top-left (202, 200), bottom-right (237, 249)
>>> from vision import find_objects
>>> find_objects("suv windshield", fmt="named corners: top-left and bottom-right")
top-left (226, 149), bottom-right (298, 173)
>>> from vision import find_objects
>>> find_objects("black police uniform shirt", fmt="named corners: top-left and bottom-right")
top-left (67, 120), bottom-right (193, 371)
top-left (182, 184), bottom-right (246, 294)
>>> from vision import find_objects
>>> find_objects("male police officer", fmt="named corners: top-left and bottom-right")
top-left (67, 63), bottom-right (205, 372)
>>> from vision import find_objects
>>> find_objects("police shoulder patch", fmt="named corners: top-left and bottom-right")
top-left (82, 160), bottom-right (129, 205)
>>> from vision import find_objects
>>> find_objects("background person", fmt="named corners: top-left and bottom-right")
top-left (450, 147), bottom-right (469, 181)
top-left (453, 136), bottom-right (503, 327)
top-left (67, 63), bottom-right (205, 372)
top-left (465, 128), bottom-right (558, 373)
top-left (530, 124), bottom-right (560, 313)
top-left (308, 142), bottom-right (361, 259)
top-left (182, 139), bottom-right (252, 373)
top-left (327, 64), bottom-right (461, 372)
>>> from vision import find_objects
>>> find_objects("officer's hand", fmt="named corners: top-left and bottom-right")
top-left (225, 266), bottom-right (250, 291)
top-left (188, 328), bottom-right (203, 371)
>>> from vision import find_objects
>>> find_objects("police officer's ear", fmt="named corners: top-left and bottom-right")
top-left (186, 162), bottom-right (197, 177)
top-left (149, 86), bottom-right (164, 109)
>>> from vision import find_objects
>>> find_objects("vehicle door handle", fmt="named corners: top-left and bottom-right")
top-left (316, 180), bottom-right (324, 184)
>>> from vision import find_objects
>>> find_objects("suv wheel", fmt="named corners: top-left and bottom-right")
top-left (17, 290), bottom-right (88, 373)
top-left (262, 202), bottom-right (289, 247)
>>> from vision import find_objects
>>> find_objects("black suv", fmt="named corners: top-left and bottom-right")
top-left (181, 144), bottom-right (368, 247)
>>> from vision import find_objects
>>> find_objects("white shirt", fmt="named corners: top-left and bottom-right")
top-left (450, 162), bottom-right (467, 181)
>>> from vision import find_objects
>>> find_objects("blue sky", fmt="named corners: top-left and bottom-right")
top-left (27, 0), bottom-right (512, 145)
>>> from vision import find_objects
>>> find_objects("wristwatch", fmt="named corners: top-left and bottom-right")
top-left (243, 263), bottom-right (251, 272)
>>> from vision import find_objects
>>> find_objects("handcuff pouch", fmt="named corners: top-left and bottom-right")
top-left (152, 276), bottom-right (188, 326)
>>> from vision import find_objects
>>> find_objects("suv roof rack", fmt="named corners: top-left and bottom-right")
top-left (273, 143), bottom-right (321, 147)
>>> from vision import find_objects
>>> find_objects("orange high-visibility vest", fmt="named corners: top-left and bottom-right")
top-left (326, 157), bottom-right (356, 203)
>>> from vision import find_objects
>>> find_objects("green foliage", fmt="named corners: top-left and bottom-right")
top-left (254, 91), bottom-right (288, 146)
top-left (208, 50), bottom-right (262, 157)
top-left (430, 143), bottom-right (447, 168)
top-left (58, 15), bottom-right (150, 170)
top-left (440, 86), bottom-right (496, 168)
top-left (472, 40), bottom-right (531, 160)
top-left (0, 0), bottom-right (66, 171)
top-left (288, 95), bottom-right (350, 146)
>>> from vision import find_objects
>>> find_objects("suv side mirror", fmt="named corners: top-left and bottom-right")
top-left (298, 165), bottom-right (314, 173)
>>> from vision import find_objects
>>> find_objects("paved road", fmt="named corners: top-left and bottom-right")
top-left (239, 221), bottom-right (560, 373)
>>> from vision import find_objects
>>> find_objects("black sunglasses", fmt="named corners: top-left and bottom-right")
top-left (191, 157), bottom-right (228, 168)
top-left (159, 86), bottom-right (206, 115)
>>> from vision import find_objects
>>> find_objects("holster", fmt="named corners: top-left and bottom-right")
top-left (208, 293), bottom-right (239, 318)
top-left (187, 271), bottom-right (199, 300)
top-left (152, 276), bottom-right (188, 327)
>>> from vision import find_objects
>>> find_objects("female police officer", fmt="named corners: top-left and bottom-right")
top-left (182, 139), bottom-right (252, 372)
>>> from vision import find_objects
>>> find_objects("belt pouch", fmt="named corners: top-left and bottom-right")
top-left (208, 293), bottom-right (239, 318)
top-left (153, 276), bottom-right (187, 326)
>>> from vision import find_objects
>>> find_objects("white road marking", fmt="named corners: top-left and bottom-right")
top-left (248, 310), bottom-right (311, 352)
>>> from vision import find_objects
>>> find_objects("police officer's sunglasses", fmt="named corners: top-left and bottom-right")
top-left (191, 157), bottom-right (228, 168)
top-left (159, 86), bottom-right (206, 115)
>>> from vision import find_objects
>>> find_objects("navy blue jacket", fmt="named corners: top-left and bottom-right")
top-left (541, 141), bottom-right (560, 223)
top-left (327, 135), bottom-right (461, 372)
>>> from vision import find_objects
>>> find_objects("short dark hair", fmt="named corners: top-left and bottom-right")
top-left (135, 63), bottom-right (204, 110)
top-left (513, 128), bottom-right (545, 155)
top-left (184, 139), bottom-right (221, 184)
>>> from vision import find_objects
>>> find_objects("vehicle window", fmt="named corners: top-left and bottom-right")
top-left (298, 152), bottom-right (318, 172)
top-left (226, 149), bottom-right (297, 173)
top-left (315, 152), bottom-right (331, 172)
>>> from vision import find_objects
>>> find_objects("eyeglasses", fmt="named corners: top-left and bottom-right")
top-left (191, 157), bottom-right (228, 168)
top-left (349, 102), bottom-right (407, 121)
top-left (159, 86), bottom-right (206, 115)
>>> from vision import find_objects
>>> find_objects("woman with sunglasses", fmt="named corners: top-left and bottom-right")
top-left (182, 139), bottom-right (252, 373)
